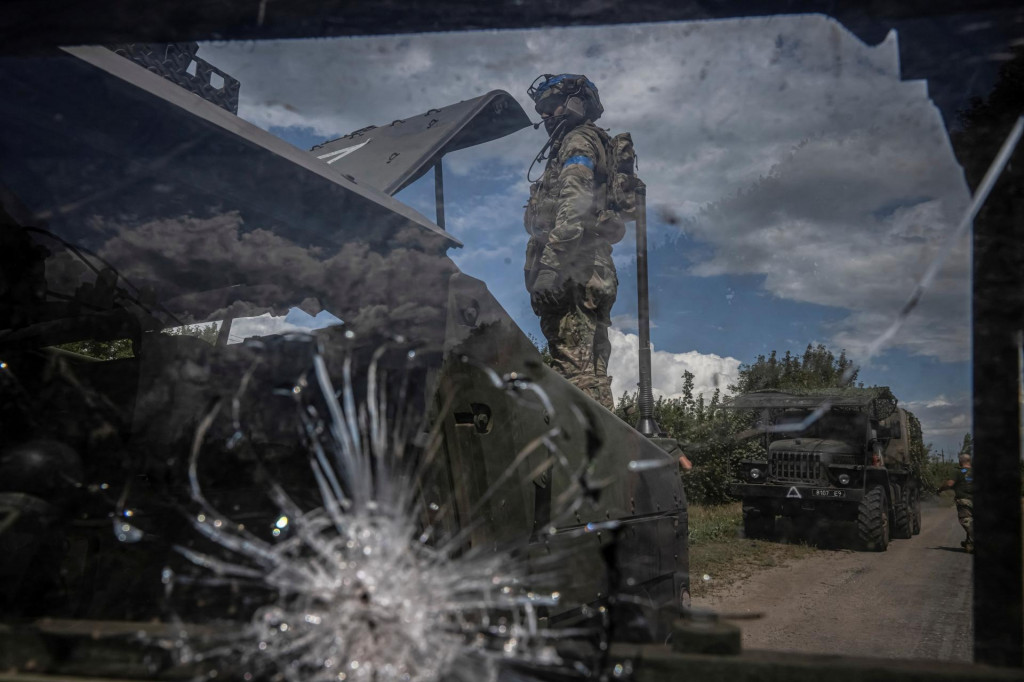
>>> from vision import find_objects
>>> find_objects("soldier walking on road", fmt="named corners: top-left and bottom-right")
top-left (937, 452), bottom-right (974, 553)
top-left (523, 74), bottom-right (630, 411)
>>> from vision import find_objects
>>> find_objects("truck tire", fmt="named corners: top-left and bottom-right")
top-left (742, 506), bottom-right (775, 540)
top-left (857, 485), bottom-right (889, 551)
top-left (893, 498), bottom-right (912, 539)
top-left (911, 487), bottom-right (922, 535)
top-left (893, 485), bottom-right (913, 539)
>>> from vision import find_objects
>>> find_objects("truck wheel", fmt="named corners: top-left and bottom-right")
top-left (911, 487), bottom-right (922, 535)
top-left (893, 493), bottom-right (913, 539)
top-left (857, 485), bottom-right (889, 551)
top-left (743, 506), bottom-right (775, 540)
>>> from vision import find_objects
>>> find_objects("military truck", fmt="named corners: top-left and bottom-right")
top-left (728, 388), bottom-right (923, 551)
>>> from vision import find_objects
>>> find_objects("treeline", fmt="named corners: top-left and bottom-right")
top-left (730, 345), bottom-right (859, 394)
top-left (614, 344), bottom-right (935, 505)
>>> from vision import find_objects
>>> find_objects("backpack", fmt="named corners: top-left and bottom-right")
top-left (593, 131), bottom-right (641, 244)
top-left (523, 127), bottom-right (641, 246)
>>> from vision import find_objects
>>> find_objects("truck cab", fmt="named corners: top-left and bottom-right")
top-left (729, 389), bottom-right (922, 551)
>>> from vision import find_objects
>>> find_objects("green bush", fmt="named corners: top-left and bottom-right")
top-left (615, 372), bottom-right (760, 506)
top-left (921, 459), bottom-right (959, 498)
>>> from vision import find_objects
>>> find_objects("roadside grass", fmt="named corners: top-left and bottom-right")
top-left (688, 502), bottom-right (817, 599)
top-left (688, 502), bottom-right (744, 545)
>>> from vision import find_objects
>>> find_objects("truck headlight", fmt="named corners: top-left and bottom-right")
top-left (749, 468), bottom-right (763, 481)
top-left (838, 473), bottom-right (851, 486)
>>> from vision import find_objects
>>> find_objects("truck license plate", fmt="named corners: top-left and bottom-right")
top-left (812, 489), bottom-right (846, 498)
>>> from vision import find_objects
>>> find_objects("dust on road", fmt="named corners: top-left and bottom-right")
top-left (694, 501), bottom-right (972, 661)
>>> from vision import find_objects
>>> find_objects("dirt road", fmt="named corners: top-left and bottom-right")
top-left (695, 501), bottom-right (973, 661)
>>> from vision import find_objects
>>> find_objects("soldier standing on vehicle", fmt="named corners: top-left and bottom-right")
top-left (523, 74), bottom-right (632, 411)
top-left (937, 452), bottom-right (974, 553)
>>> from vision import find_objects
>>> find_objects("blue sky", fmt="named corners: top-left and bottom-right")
top-left (202, 15), bottom-right (974, 456)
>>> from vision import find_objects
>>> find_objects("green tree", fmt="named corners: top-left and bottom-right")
top-left (164, 322), bottom-right (221, 345)
top-left (730, 343), bottom-right (858, 394)
top-left (56, 338), bottom-right (134, 360)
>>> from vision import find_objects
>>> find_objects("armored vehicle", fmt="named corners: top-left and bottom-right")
top-left (729, 388), bottom-right (923, 551)
top-left (0, 44), bottom-right (687, 677)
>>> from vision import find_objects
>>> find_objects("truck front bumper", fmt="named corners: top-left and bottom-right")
top-left (731, 483), bottom-right (864, 505)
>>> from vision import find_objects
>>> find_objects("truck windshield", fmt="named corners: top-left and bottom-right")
top-left (772, 409), bottom-right (868, 447)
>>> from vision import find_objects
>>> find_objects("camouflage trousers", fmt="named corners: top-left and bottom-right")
top-left (535, 264), bottom-right (617, 411)
top-left (955, 498), bottom-right (974, 550)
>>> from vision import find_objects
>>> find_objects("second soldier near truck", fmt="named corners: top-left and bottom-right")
top-left (937, 452), bottom-right (974, 553)
top-left (523, 74), bottom-right (626, 411)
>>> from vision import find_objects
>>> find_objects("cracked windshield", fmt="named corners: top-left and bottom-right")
top-left (1, 10), bottom-right (1016, 681)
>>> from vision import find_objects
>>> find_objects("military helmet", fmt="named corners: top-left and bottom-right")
top-left (527, 73), bottom-right (604, 122)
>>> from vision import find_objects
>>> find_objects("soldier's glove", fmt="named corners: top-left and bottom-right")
top-left (530, 268), bottom-right (564, 308)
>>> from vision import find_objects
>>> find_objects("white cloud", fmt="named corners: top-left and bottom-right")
top-left (607, 327), bottom-right (740, 401)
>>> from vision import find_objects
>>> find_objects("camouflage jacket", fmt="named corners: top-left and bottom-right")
top-left (953, 467), bottom-right (974, 500)
top-left (524, 122), bottom-right (614, 286)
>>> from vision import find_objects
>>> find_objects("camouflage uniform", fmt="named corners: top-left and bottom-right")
top-left (525, 122), bottom-right (617, 410)
top-left (952, 466), bottom-right (974, 552)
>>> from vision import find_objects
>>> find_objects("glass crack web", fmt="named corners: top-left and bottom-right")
top-left (167, 340), bottom-right (602, 682)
